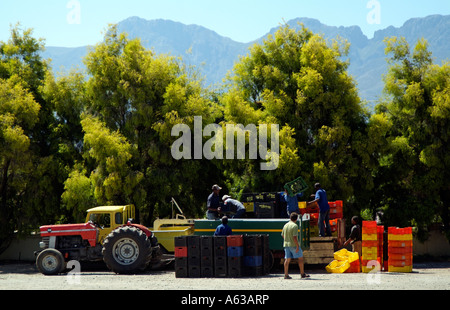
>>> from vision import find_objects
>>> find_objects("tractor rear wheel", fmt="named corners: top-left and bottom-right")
top-left (102, 226), bottom-right (152, 274)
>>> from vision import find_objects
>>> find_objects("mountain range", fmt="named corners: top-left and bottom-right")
top-left (42, 14), bottom-right (450, 105)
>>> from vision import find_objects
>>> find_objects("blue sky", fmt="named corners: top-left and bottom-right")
top-left (0, 0), bottom-right (449, 47)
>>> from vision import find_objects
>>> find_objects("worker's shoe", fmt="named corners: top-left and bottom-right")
top-left (284, 275), bottom-right (292, 279)
top-left (301, 273), bottom-right (310, 279)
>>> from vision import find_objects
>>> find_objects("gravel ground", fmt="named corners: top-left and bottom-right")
top-left (0, 261), bottom-right (449, 291)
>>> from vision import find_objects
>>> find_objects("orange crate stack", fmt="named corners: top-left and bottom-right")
top-left (329, 200), bottom-right (343, 219)
top-left (361, 221), bottom-right (378, 273)
top-left (305, 201), bottom-right (344, 237)
top-left (377, 225), bottom-right (384, 269)
top-left (388, 227), bottom-right (413, 273)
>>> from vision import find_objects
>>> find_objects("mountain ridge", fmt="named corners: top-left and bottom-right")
top-left (42, 14), bottom-right (450, 104)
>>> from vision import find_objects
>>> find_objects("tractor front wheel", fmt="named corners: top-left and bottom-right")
top-left (36, 248), bottom-right (65, 275)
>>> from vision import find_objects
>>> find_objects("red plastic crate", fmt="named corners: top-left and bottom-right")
top-left (388, 253), bottom-right (412, 261)
top-left (175, 246), bottom-right (188, 258)
top-left (362, 226), bottom-right (377, 234)
top-left (310, 213), bottom-right (319, 224)
top-left (345, 259), bottom-right (361, 273)
top-left (362, 240), bottom-right (378, 247)
top-left (388, 227), bottom-right (412, 235)
top-left (227, 235), bottom-right (244, 247)
top-left (388, 240), bottom-right (413, 248)
top-left (363, 221), bottom-right (377, 228)
top-left (388, 257), bottom-right (413, 267)
top-left (388, 246), bottom-right (413, 254)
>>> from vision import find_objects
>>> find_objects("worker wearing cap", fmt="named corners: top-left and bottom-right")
top-left (207, 185), bottom-right (222, 220)
top-left (222, 195), bottom-right (246, 219)
top-left (308, 183), bottom-right (331, 237)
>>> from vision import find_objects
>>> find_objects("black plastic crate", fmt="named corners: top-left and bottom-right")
top-left (254, 202), bottom-right (275, 218)
top-left (214, 236), bottom-right (227, 247)
top-left (175, 256), bottom-right (188, 268)
top-left (245, 245), bottom-right (263, 256)
top-left (201, 255), bottom-right (214, 268)
top-left (228, 256), bottom-right (244, 268)
top-left (187, 235), bottom-right (200, 247)
top-left (188, 265), bottom-right (201, 278)
top-left (214, 255), bottom-right (227, 268)
top-left (263, 192), bottom-right (277, 202)
top-left (201, 266), bottom-right (214, 278)
top-left (228, 267), bottom-right (243, 278)
top-left (214, 265), bottom-right (227, 277)
top-left (175, 266), bottom-right (188, 278)
top-left (245, 235), bottom-right (263, 246)
top-left (244, 266), bottom-right (264, 277)
top-left (254, 193), bottom-right (266, 202)
top-left (241, 193), bottom-right (255, 203)
top-left (188, 255), bottom-right (201, 267)
top-left (201, 236), bottom-right (214, 248)
top-left (214, 245), bottom-right (226, 258)
top-left (174, 236), bottom-right (188, 247)
top-left (201, 246), bottom-right (214, 258)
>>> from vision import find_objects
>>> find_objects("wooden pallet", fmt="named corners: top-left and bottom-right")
top-left (303, 237), bottom-right (337, 265)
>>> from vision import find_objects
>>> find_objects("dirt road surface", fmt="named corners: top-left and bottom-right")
top-left (1, 261), bottom-right (449, 291)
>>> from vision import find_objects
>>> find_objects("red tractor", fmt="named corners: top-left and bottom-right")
top-left (36, 205), bottom-right (163, 275)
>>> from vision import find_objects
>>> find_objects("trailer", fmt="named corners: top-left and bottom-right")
top-left (193, 217), bottom-right (344, 266)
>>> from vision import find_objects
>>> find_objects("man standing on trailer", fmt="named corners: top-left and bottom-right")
top-left (207, 185), bottom-right (222, 220)
top-left (308, 183), bottom-right (332, 237)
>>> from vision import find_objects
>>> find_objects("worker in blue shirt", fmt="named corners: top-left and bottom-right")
top-left (214, 216), bottom-right (232, 236)
top-left (281, 189), bottom-right (303, 217)
top-left (308, 183), bottom-right (332, 237)
top-left (222, 195), bottom-right (246, 218)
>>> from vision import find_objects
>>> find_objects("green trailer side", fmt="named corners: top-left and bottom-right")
top-left (194, 218), bottom-right (310, 252)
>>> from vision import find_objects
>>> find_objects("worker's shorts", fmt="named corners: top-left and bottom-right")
top-left (284, 246), bottom-right (303, 259)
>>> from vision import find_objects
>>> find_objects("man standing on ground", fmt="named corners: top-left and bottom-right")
top-left (281, 212), bottom-right (310, 279)
top-left (343, 216), bottom-right (362, 268)
top-left (308, 183), bottom-right (332, 237)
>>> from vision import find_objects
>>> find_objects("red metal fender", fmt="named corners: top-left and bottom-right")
top-left (126, 222), bottom-right (153, 238)
top-left (40, 222), bottom-right (98, 247)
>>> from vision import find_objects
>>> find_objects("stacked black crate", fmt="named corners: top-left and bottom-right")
top-left (244, 235), bottom-right (264, 277)
top-left (261, 234), bottom-right (271, 275)
top-left (187, 235), bottom-right (201, 278)
top-left (227, 235), bottom-right (244, 278)
top-left (200, 236), bottom-right (214, 278)
top-left (254, 201), bottom-right (276, 218)
top-left (213, 236), bottom-right (227, 277)
top-left (174, 236), bottom-right (188, 278)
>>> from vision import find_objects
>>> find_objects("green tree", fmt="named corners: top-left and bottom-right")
top-left (0, 25), bottom-right (70, 251)
top-left (371, 37), bottom-right (450, 239)
top-left (62, 25), bottom-right (222, 224)
top-left (0, 78), bottom-right (41, 248)
top-left (223, 24), bottom-right (371, 211)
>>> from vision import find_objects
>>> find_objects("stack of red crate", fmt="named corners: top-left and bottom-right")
top-left (329, 200), bottom-right (343, 219)
top-left (388, 227), bottom-right (413, 273)
top-left (302, 201), bottom-right (344, 236)
top-left (377, 225), bottom-right (384, 269)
